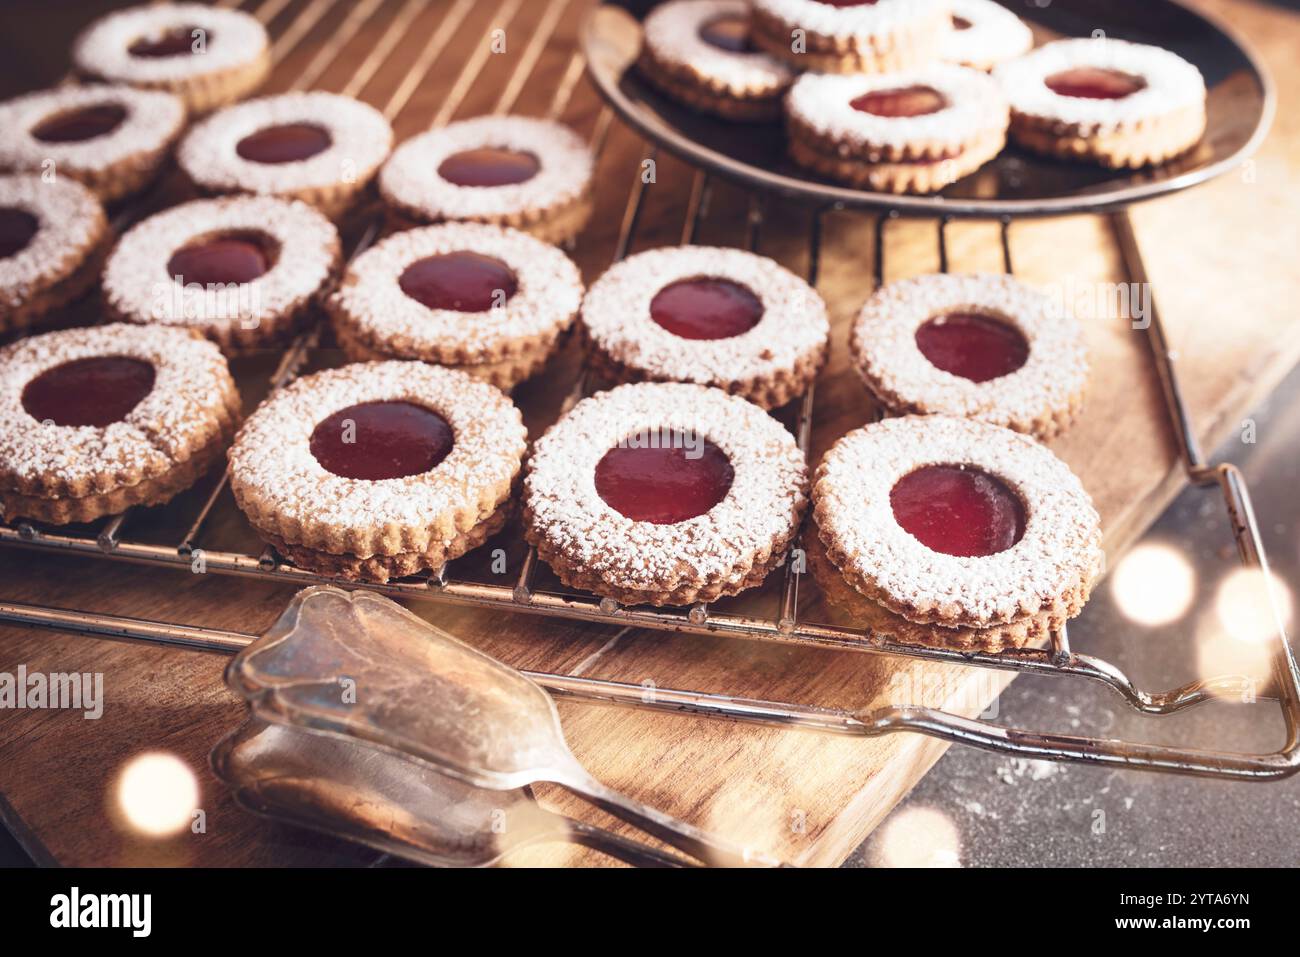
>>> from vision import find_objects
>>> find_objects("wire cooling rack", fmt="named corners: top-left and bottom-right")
top-left (1, 0), bottom-right (1297, 781)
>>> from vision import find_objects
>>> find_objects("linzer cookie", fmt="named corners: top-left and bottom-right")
top-left (995, 38), bottom-right (1207, 168)
top-left (851, 273), bottom-right (1087, 439)
top-left (177, 92), bottom-right (394, 218)
top-left (579, 245), bottom-right (829, 409)
top-left (72, 2), bottom-right (270, 114)
top-left (813, 415), bottom-right (1102, 642)
top-left (638, 0), bottom-right (795, 122)
top-left (786, 64), bottom-right (1008, 193)
top-left (940, 0), bottom-right (1034, 71)
top-left (0, 85), bottom-right (186, 203)
top-left (103, 195), bottom-right (342, 355)
top-left (379, 115), bottom-right (593, 245)
top-left (523, 382), bottom-right (809, 606)
top-left (0, 323), bottom-right (240, 525)
top-left (228, 362), bottom-right (527, 583)
top-left (0, 174), bottom-right (109, 338)
top-left (750, 0), bottom-right (949, 74)
top-left (327, 222), bottom-right (582, 390)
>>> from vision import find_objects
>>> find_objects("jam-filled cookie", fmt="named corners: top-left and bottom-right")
top-left (523, 381), bottom-right (808, 606)
top-left (72, 2), bottom-right (270, 114)
top-left (228, 361), bottom-right (527, 583)
top-left (0, 174), bottom-right (109, 339)
top-left (103, 195), bottom-right (341, 355)
top-left (786, 63), bottom-right (1009, 193)
top-left (0, 85), bottom-right (186, 204)
top-left (327, 222), bottom-right (582, 390)
top-left (814, 415), bottom-right (1102, 647)
top-left (850, 273), bottom-right (1087, 439)
top-left (379, 115), bottom-right (593, 246)
top-left (995, 38), bottom-right (1207, 168)
top-left (177, 92), bottom-right (394, 218)
top-left (0, 323), bottom-right (240, 525)
top-left (579, 245), bottom-right (829, 409)
top-left (940, 0), bottom-right (1034, 72)
top-left (750, 0), bottom-right (950, 75)
top-left (638, 0), bottom-right (795, 122)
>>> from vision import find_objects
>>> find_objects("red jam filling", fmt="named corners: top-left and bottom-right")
top-left (31, 104), bottom-right (128, 143)
top-left (21, 356), bottom-right (156, 427)
top-left (398, 251), bottom-right (518, 312)
top-left (595, 440), bottom-right (734, 524)
top-left (851, 85), bottom-right (948, 118)
top-left (890, 464), bottom-right (1026, 558)
top-left (167, 233), bottom-right (273, 286)
top-left (0, 207), bottom-right (39, 259)
top-left (129, 26), bottom-right (206, 58)
top-left (309, 401), bottom-right (454, 481)
top-left (814, 1), bottom-right (879, 7)
top-left (915, 313), bottom-right (1029, 383)
top-left (438, 148), bottom-right (540, 187)
top-left (698, 14), bottom-right (753, 53)
top-left (1044, 67), bottom-right (1147, 100)
top-left (649, 278), bottom-right (763, 341)
top-left (952, 15), bottom-right (973, 30)
top-left (236, 124), bottom-right (332, 164)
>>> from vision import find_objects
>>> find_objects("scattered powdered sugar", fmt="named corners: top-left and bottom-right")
top-left (940, 0), bottom-right (1033, 69)
top-left (0, 174), bottom-right (104, 308)
top-left (851, 272), bottom-right (1087, 429)
top-left (73, 3), bottom-right (268, 84)
top-left (995, 38), bottom-right (1206, 131)
top-left (642, 0), bottom-right (794, 94)
top-left (996, 757), bottom-right (1063, 785)
top-left (379, 115), bottom-right (593, 221)
top-left (103, 195), bottom-right (339, 330)
top-left (229, 361), bottom-right (526, 530)
top-left (753, 0), bottom-right (946, 39)
top-left (0, 323), bottom-right (233, 485)
top-left (815, 415), bottom-right (1102, 625)
top-left (580, 245), bottom-right (828, 387)
top-left (331, 222), bottom-right (582, 358)
top-left (178, 92), bottom-right (393, 194)
top-left (0, 84), bottom-right (185, 172)
top-left (786, 64), bottom-right (1008, 151)
top-left (524, 381), bottom-right (808, 590)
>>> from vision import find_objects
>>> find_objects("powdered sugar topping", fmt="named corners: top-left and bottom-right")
top-left (643, 0), bottom-right (794, 94)
top-left (0, 84), bottom-right (185, 171)
top-left (753, 0), bottom-right (946, 39)
top-left (331, 222), bottom-right (582, 360)
top-left (229, 361), bottom-right (526, 530)
top-left (103, 195), bottom-right (339, 333)
top-left (581, 245), bottom-right (828, 388)
top-left (787, 64), bottom-right (1009, 151)
top-left (815, 415), bottom-right (1102, 625)
top-left (525, 382), bottom-right (808, 590)
top-left (0, 323), bottom-right (234, 486)
top-left (0, 174), bottom-right (104, 309)
top-left (851, 273), bottom-right (1087, 432)
top-left (178, 92), bottom-right (393, 194)
top-left (940, 0), bottom-right (1034, 69)
top-left (995, 38), bottom-right (1206, 130)
top-left (73, 3), bottom-right (268, 84)
top-left (380, 115), bottom-right (593, 221)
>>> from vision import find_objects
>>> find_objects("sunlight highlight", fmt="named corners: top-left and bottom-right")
top-left (116, 751), bottom-right (199, 838)
top-left (1110, 543), bottom-right (1196, 627)
top-left (872, 806), bottom-right (961, 868)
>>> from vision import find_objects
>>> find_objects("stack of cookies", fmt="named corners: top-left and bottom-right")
top-left (636, 0), bottom-right (1209, 192)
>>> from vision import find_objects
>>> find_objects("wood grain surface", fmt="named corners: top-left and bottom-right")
top-left (1, 0), bottom-right (1298, 867)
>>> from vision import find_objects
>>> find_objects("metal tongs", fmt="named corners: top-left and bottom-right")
top-left (213, 586), bottom-right (780, 867)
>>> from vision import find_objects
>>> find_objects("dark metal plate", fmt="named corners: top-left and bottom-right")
top-left (581, 0), bottom-right (1274, 216)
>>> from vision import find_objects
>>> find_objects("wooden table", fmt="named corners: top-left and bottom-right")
top-left (2, 0), bottom-right (1298, 867)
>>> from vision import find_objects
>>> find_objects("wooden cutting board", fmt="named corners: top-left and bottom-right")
top-left (2, 0), bottom-right (1298, 867)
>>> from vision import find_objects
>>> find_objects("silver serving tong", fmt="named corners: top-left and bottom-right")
top-left (212, 717), bottom-right (691, 867)
top-left (220, 586), bottom-right (780, 867)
